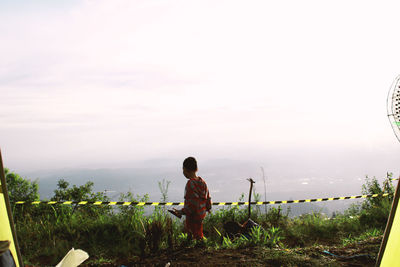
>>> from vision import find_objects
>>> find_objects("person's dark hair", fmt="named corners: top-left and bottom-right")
top-left (183, 157), bottom-right (197, 171)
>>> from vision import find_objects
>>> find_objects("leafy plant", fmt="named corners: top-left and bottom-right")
top-left (342, 228), bottom-right (382, 246)
top-left (264, 226), bottom-right (283, 247)
top-left (249, 226), bottom-right (263, 246)
top-left (5, 168), bottom-right (39, 203)
top-left (222, 236), bottom-right (234, 248)
top-left (8, 170), bottom-right (395, 266)
top-left (51, 179), bottom-right (110, 218)
top-left (362, 173), bottom-right (394, 209)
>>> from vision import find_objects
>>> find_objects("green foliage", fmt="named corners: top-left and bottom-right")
top-left (5, 168), bottom-right (39, 203)
top-left (222, 236), bottom-right (234, 248)
top-left (5, 168), bottom-right (40, 220)
top-left (203, 193), bottom-right (248, 239)
top-left (264, 206), bottom-right (288, 227)
top-left (295, 213), bottom-right (337, 239)
top-left (342, 228), bottom-right (382, 246)
top-left (52, 179), bottom-right (109, 203)
top-left (359, 198), bottom-right (392, 228)
top-left (264, 226), bottom-right (284, 247)
top-left (220, 226), bottom-right (284, 249)
top-left (362, 173), bottom-right (394, 209)
top-left (248, 226), bottom-right (263, 246)
top-left (285, 211), bottom-right (365, 247)
top-left (358, 174), bottom-right (394, 229)
top-left (51, 179), bottom-right (111, 218)
top-left (118, 191), bottom-right (148, 218)
top-left (8, 170), bottom-right (395, 266)
top-left (252, 187), bottom-right (262, 214)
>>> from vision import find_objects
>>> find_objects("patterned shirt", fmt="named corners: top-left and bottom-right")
top-left (182, 176), bottom-right (211, 221)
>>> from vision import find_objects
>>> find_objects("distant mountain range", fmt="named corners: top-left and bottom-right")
top-left (18, 158), bottom-right (368, 216)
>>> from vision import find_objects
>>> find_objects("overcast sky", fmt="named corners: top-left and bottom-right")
top-left (1, 0), bottom-right (400, 177)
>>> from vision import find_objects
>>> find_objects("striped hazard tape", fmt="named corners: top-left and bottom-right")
top-left (12, 192), bottom-right (393, 206)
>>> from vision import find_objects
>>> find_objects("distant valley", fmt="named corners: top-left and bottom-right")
top-left (17, 158), bottom-right (373, 217)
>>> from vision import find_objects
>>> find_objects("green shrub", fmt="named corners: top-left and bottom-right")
top-left (362, 174), bottom-right (394, 208)
top-left (9, 170), bottom-right (396, 265)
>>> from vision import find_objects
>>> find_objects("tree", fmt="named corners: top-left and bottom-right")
top-left (358, 173), bottom-right (395, 228)
top-left (4, 168), bottom-right (39, 203)
top-left (52, 179), bottom-right (102, 202)
top-left (4, 168), bottom-right (40, 221)
top-left (361, 173), bottom-right (394, 210)
top-left (51, 179), bottom-right (110, 217)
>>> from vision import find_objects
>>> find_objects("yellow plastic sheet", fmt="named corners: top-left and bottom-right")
top-left (0, 182), bottom-right (20, 267)
top-left (379, 187), bottom-right (400, 266)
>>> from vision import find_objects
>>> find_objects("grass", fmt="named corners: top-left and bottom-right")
top-left (342, 228), bottom-right (383, 246)
top-left (14, 199), bottom-right (390, 266)
top-left (11, 175), bottom-right (394, 266)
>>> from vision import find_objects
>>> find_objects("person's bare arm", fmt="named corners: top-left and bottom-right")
top-left (206, 187), bottom-right (212, 213)
top-left (175, 180), bottom-right (191, 217)
top-left (170, 208), bottom-right (183, 218)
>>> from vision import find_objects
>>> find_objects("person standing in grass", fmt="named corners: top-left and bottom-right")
top-left (172, 157), bottom-right (212, 240)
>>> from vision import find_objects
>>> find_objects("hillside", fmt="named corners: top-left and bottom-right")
top-left (6, 169), bottom-right (393, 266)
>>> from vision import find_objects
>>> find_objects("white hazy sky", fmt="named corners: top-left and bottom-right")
top-left (1, 0), bottom-right (400, 174)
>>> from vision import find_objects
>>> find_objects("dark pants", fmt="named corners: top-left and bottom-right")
top-left (0, 250), bottom-right (16, 267)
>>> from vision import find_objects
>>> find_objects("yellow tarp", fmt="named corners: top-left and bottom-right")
top-left (379, 182), bottom-right (400, 267)
top-left (380, 201), bottom-right (400, 266)
top-left (0, 181), bottom-right (20, 267)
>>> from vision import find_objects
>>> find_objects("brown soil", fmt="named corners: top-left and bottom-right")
top-left (101, 236), bottom-right (380, 267)
top-left (30, 236), bottom-right (380, 267)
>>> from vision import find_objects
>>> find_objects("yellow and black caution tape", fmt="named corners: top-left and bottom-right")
top-left (12, 192), bottom-right (392, 206)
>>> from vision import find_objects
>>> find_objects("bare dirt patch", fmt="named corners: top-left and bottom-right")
top-left (78, 236), bottom-right (380, 267)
